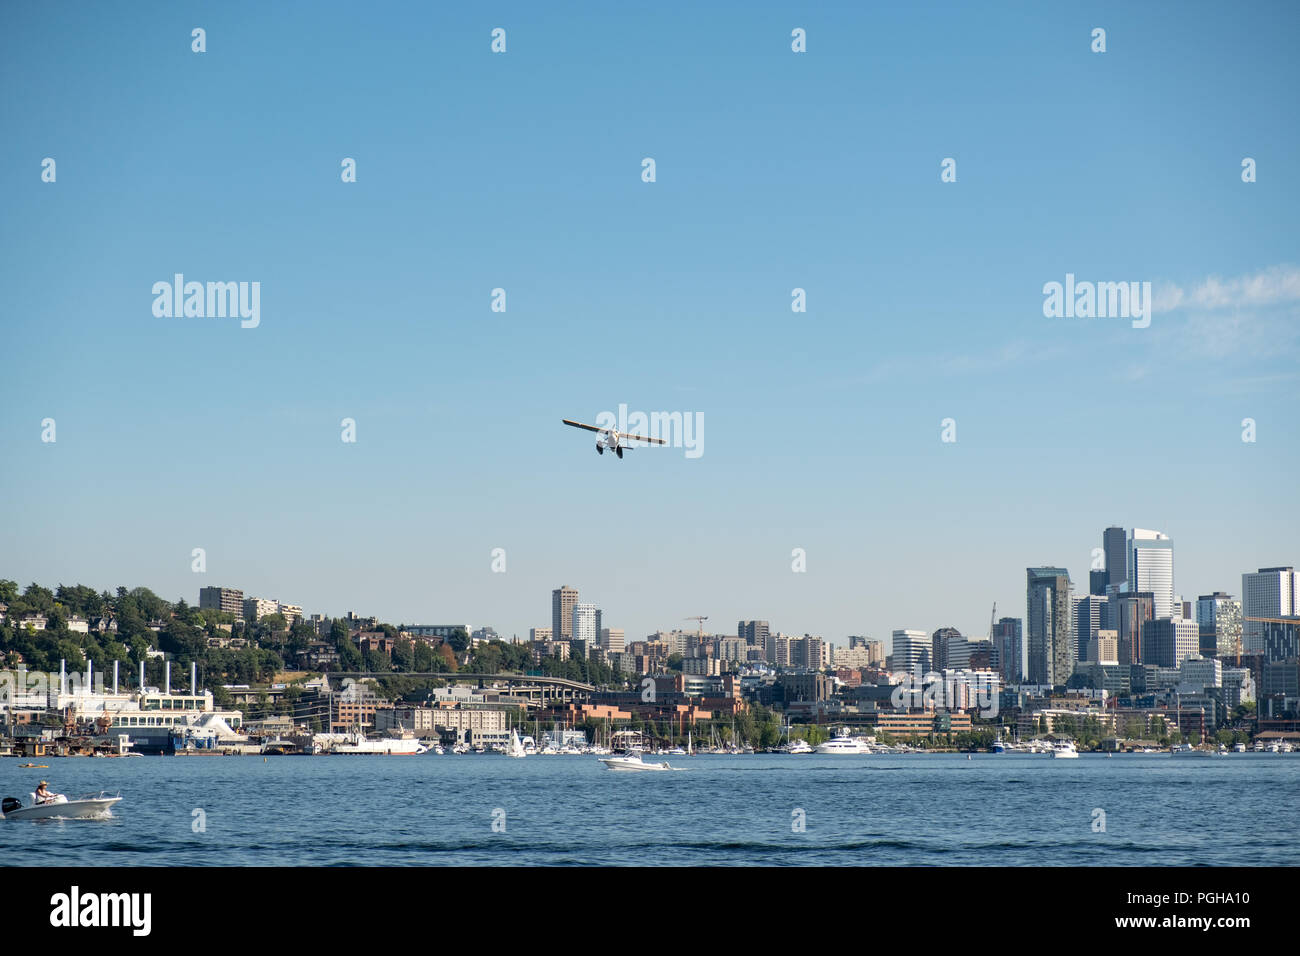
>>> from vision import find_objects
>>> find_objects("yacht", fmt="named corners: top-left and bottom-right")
top-left (787, 738), bottom-right (814, 755)
top-left (815, 732), bottom-right (871, 755)
top-left (1051, 741), bottom-right (1079, 759)
top-left (1233, 742), bottom-right (1247, 753)
top-left (323, 731), bottom-right (427, 755)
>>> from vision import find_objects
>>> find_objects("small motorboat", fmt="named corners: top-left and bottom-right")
top-left (2, 790), bottom-right (122, 821)
top-left (599, 751), bottom-right (674, 772)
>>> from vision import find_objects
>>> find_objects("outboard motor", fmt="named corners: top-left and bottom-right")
top-left (2, 797), bottom-right (21, 815)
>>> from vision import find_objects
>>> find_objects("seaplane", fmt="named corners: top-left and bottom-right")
top-left (562, 419), bottom-right (667, 458)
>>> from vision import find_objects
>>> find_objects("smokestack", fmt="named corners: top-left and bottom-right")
top-left (165, 661), bottom-right (170, 696)
top-left (60, 659), bottom-right (66, 696)
top-left (113, 660), bottom-right (119, 695)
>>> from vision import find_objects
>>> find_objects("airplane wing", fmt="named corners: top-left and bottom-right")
top-left (622, 433), bottom-right (668, 445)
top-left (562, 419), bottom-right (610, 434)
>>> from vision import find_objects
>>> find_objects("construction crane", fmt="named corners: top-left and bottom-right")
top-left (684, 615), bottom-right (708, 644)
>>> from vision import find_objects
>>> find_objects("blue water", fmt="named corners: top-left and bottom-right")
top-left (2, 753), bottom-right (1297, 866)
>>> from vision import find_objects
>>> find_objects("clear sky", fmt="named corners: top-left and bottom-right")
top-left (2, 1), bottom-right (1298, 650)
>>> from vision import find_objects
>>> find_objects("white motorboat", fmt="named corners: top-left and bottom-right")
top-left (1051, 741), bottom-right (1079, 759)
top-left (599, 751), bottom-right (674, 772)
top-left (787, 738), bottom-right (814, 754)
top-left (815, 733), bottom-right (871, 755)
top-left (2, 791), bottom-right (122, 821)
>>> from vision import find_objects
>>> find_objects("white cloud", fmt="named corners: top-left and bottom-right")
top-left (1156, 264), bottom-right (1300, 313)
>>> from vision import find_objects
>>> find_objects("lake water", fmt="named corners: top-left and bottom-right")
top-left (3, 753), bottom-right (1298, 866)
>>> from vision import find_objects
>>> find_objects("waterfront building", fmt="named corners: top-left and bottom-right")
top-left (1027, 568), bottom-right (1073, 686)
top-left (876, 709), bottom-right (973, 737)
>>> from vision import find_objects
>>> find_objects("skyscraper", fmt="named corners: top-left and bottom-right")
top-left (931, 627), bottom-right (962, 671)
top-left (1195, 592), bottom-right (1242, 659)
top-left (1103, 526), bottom-right (1127, 588)
top-left (1145, 617), bottom-right (1200, 668)
top-left (1241, 567), bottom-right (1299, 653)
top-left (1114, 591), bottom-right (1155, 665)
top-left (1074, 595), bottom-right (1106, 663)
top-left (1127, 529), bottom-right (1175, 619)
top-left (738, 620), bottom-right (770, 648)
top-left (993, 617), bottom-right (1025, 682)
top-left (890, 629), bottom-right (931, 674)
top-left (572, 603), bottom-right (599, 648)
top-left (552, 586), bottom-right (578, 642)
top-left (1027, 568), bottom-right (1073, 686)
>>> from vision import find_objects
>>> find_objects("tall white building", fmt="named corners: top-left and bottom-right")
top-left (572, 604), bottom-right (599, 647)
top-left (1128, 529), bottom-right (1175, 620)
top-left (890, 629), bottom-right (931, 674)
top-left (1241, 567), bottom-right (1299, 653)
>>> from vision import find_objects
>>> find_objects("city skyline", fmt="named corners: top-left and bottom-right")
top-left (2, 526), bottom-right (1289, 656)
top-left (3, 3), bottom-right (1297, 647)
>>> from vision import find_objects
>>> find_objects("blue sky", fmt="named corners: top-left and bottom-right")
top-left (2, 1), bottom-right (1298, 649)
